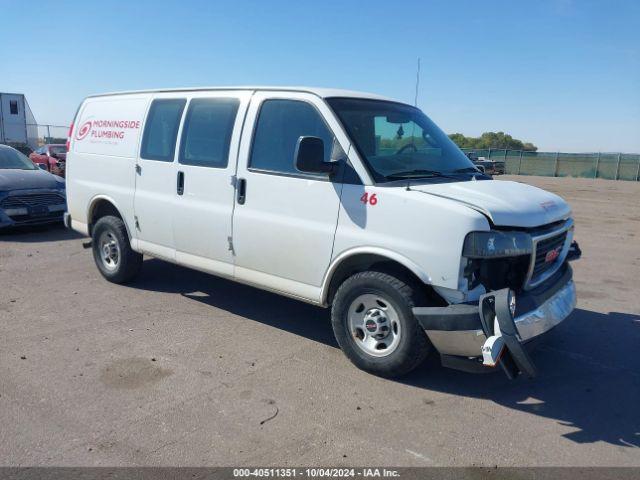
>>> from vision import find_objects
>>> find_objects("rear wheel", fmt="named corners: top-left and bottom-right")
top-left (91, 215), bottom-right (142, 284)
top-left (331, 271), bottom-right (431, 378)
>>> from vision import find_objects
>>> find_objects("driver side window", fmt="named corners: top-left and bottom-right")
top-left (249, 99), bottom-right (334, 176)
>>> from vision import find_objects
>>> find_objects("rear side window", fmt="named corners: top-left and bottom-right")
top-left (179, 98), bottom-right (239, 168)
top-left (140, 99), bottom-right (186, 161)
top-left (9, 100), bottom-right (18, 115)
top-left (249, 99), bottom-right (333, 175)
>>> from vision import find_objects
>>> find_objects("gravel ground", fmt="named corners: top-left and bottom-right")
top-left (0, 175), bottom-right (639, 467)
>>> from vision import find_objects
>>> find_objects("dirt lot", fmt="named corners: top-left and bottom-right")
top-left (1, 175), bottom-right (639, 467)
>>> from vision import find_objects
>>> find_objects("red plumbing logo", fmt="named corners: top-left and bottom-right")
top-left (75, 121), bottom-right (92, 140)
top-left (74, 119), bottom-right (140, 141)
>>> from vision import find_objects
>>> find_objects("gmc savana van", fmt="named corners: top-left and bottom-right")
top-left (65, 86), bottom-right (581, 378)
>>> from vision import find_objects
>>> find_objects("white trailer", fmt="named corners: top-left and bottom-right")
top-left (0, 93), bottom-right (38, 148)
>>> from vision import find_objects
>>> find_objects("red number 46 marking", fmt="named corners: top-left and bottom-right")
top-left (360, 192), bottom-right (378, 205)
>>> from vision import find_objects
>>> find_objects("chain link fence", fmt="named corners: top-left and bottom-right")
top-left (461, 148), bottom-right (640, 181)
top-left (26, 124), bottom-right (69, 147)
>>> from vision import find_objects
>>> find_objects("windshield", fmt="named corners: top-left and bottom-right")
top-left (327, 98), bottom-right (477, 183)
top-left (49, 145), bottom-right (67, 155)
top-left (0, 147), bottom-right (38, 170)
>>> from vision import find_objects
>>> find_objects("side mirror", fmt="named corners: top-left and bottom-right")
top-left (294, 136), bottom-right (335, 175)
top-left (37, 163), bottom-right (47, 170)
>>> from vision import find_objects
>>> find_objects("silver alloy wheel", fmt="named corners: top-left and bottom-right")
top-left (347, 293), bottom-right (401, 357)
top-left (98, 231), bottom-right (120, 271)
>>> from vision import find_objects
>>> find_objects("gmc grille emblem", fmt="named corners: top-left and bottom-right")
top-left (545, 246), bottom-right (561, 263)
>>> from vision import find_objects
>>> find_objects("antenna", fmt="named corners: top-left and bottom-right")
top-left (414, 57), bottom-right (421, 107)
top-left (409, 57), bottom-right (421, 144)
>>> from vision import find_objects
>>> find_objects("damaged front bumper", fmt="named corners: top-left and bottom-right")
top-left (413, 264), bottom-right (577, 378)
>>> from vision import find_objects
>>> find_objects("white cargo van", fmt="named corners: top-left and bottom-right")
top-left (65, 87), bottom-right (581, 378)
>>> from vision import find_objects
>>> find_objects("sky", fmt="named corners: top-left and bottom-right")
top-left (2, 0), bottom-right (639, 152)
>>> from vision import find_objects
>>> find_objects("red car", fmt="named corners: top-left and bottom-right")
top-left (29, 144), bottom-right (67, 177)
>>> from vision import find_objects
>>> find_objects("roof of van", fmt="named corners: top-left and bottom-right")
top-left (86, 86), bottom-right (403, 103)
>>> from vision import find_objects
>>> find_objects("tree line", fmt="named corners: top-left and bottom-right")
top-left (448, 132), bottom-right (537, 151)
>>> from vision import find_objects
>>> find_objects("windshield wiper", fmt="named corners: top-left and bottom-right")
top-left (453, 167), bottom-right (483, 174)
top-left (386, 169), bottom-right (456, 180)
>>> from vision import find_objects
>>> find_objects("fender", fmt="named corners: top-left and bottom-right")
top-left (320, 246), bottom-right (433, 306)
top-left (86, 194), bottom-right (136, 246)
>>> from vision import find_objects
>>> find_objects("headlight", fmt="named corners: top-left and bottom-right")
top-left (463, 231), bottom-right (532, 258)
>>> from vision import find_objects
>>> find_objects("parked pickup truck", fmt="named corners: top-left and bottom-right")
top-left (64, 86), bottom-right (581, 378)
top-left (465, 152), bottom-right (506, 175)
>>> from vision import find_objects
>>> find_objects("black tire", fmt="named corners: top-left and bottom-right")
top-left (91, 215), bottom-right (142, 284)
top-left (331, 271), bottom-right (431, 378)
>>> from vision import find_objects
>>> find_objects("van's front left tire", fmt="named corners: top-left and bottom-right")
top-left (331, 271), bottom-right (431, 378)
top-left (91, 215), bottom-right (142, 284)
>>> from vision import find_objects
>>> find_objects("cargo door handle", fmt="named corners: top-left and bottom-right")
top-left (177, 171), bottom-right (185, 195)
top-left (237, 178), bottom-right (246, 205)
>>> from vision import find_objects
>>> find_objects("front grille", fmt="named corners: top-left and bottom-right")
top-left (8, 211), bottom-right (64, 224)
top-left (1, 193), bottom-right (65, 209)
top-left (524, 219), bottom-right (573, 290)
top-left (532, 231), bottom-right (568, 279)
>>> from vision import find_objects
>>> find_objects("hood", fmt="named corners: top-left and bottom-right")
top-left (412, 179), bottom-right (571, 228)
top-left (0, 168), bottom-right (64, 192)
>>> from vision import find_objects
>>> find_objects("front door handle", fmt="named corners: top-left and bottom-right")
top-left (177, 171), bottom-right (185, 195)
top-left (237, 178), bottom-right (246, 205)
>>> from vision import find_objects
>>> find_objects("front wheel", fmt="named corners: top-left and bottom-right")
top-left (91, 215), bottom-right (142, 284)
top-left (331, 271), bottom-right (431, 378)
